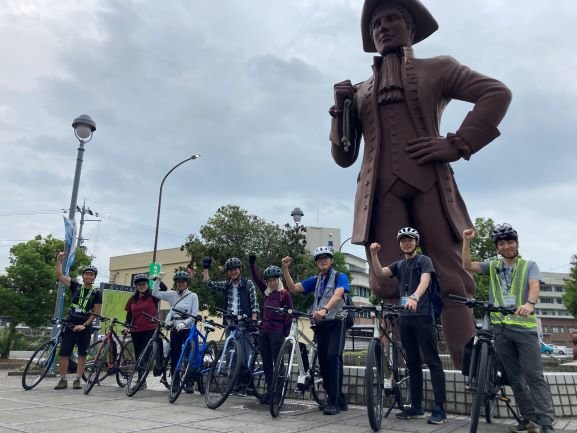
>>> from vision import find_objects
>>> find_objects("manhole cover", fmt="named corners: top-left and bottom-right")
top-left (243, 402), bottom-right (311, 413)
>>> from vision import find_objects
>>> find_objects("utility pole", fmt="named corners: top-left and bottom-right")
top-left (76, 200), bottom-right (101, 251)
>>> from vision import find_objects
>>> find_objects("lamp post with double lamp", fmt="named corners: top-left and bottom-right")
top-left (52, 114), bottom-right (96, 336)
top-left (151, 155), bottom-right (201, 276)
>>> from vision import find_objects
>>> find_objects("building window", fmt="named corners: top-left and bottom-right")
top-left (541, 286), bottom-right (553, 292)
top-left (328, 240), bottom-right (334, 247)
top-left (540, 298), bottom-right (554, 304)
top-left (555, 286), bottom-right (565, 293)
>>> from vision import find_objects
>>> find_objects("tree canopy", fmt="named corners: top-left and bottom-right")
top-left (181, 204), bottom-right (349, 313)
top-left (0, 235), bottom-right (90, 357)
top-left (562, 255), bottom-right (577, 318)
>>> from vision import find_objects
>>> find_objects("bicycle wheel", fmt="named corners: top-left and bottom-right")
top-left (82, 340), bottom-right (106, 383)
top-left (392, 345), bottom-right (411, 410)
top-left (310, 349), bottom-right (327, 405)
top-left (205, 339), bottom-right (242, 409)
top-left (22, 340), bottom-right (57, 390)
top-left (197, 341), bottom-right (217, 395)
top-left (116, 341), bottom-right (135, 388)
top-left (484, 351), bottom-right (497, 424)
top-left (270, 339), bottom-right (294, 418)
top-left (169, 342), bottom-right (192, 403)
top-left (126, 339), bottom-right (157, 397)
top-left (470, 342), bottom-right (489, 433)
top-left (365, 338), bottom-right (384, 431)
top-left (84, 340), bottom-right (110, 394)
top-left (250, 347), bottom-right (266, 400)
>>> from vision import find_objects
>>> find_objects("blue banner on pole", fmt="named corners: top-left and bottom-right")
top-left (63, 215), bottom-right (77, 276)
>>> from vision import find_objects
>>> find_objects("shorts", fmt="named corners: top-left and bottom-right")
top-left (59, 325), bottom-right (92, 356)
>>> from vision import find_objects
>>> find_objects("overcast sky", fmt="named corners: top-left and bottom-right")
top-left (1, 0), bottom-right (576, 284)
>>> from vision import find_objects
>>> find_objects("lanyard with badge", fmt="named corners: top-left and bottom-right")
top-left (499, 258), bottom-right (519, 307)
top-left (71, 285), bottom-right (95, 313)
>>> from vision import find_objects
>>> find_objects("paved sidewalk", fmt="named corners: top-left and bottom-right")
top-left (1, 373), bottom-right (576, 433)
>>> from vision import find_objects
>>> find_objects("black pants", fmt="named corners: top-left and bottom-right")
top-left (131, 330), bottom-right (155, 362)
top-left (170, 328), bottom-right (192, 385)
top-left (399, 314), bottom-right (446, 409)
top-left (315, 320), bottom-right (346, 407)
top-left (259, 331), bottom-right (285, 396)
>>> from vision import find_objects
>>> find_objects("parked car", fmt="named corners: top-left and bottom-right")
top-left (550, 345), bottom-right (569, 355)
top-left (540, 342), bottom-right (554, 355)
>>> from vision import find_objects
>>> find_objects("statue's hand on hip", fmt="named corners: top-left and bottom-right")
top-left (407, 136), bottom-right (461, 164)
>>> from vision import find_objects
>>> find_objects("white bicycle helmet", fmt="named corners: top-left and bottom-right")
top-left (313, 246), bottom-right (334, 260)
top-left (397, 227), bottom-right (420, 242)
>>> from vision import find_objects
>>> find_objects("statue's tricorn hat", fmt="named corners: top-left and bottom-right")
top-left (361, 0), bottom-right (439, 52)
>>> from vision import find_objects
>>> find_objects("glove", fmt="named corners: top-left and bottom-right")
top-left (249, 254), bottom-right (257, 265)
top-left (176, 323), bottom-right (186, 331)
top-left (202, 256), bottom-right (212, 269)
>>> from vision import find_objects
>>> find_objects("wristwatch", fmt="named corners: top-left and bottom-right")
top-left (409, 294), bottom-right (419, 302)
top-left (527, 300), bottom-right (537, 306)
top-left (321, 307), bottom-right (329, 314)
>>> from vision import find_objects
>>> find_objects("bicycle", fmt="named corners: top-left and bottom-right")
top-left (83, 313), bottom-right (135, 394)
top-left (204, 308), bottom-right (265, 409)
top-left (344, 303), bottom-right (410, 431)
top-left (126, 312), bottom-right (173, 397)
top-left (268, 306), bottom-right (326, 418)
top-left (168, 308), bottom-right (223, 403)
top-left (448, 294), bottom-right (522, 433)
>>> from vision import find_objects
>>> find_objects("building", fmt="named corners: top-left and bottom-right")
top-left (537, 272), bottom-right (577, 346)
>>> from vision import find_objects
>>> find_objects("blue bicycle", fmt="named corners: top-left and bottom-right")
top-left (204, 308), bottom-right (265, 409)
top-left (168, 308), bottom-right (223, 403)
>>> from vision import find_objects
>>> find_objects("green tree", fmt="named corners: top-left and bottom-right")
top-left (181, 204), bottom-right (350, 313)
top-left (562, 255), bottom-right (577, 317)
top-left (0, 235), bottom-right (90, 358)
top-left (468, 217), bottom-right (498, 304)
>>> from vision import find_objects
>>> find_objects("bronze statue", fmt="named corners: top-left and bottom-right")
top-left (329, 0), bottom-right (511, 368)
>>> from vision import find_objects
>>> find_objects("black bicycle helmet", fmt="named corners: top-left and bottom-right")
top-left (82, 265), bottom-right (98, 276)
top-left (133, 273), bottom-right (149, 285)
top-left (397, 227), bottom-right (420, 242)
top-left (224, 257), bottom-right (242, 271)
top-left (492, 223), bottom-right (518, 244)
top-left (173, 270), bottom-right (190, 282)
top-left (263, 265), bottom-right (282, 280)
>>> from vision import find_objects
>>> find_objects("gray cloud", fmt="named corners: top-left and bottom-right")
top-left (0, 0), bottom-right (575, 281)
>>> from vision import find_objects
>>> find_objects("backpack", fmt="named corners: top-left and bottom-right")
top-left (403, 255), bottom-right (444, 323)
top-left (314, 271), bottom-right (354, 329)
top-left (343, 291), bottom-right (355, 329)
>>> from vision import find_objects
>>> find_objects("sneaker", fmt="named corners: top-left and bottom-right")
top-left (72, 378), bottom-right (82, 389)
top-left (396, 407), bottom-right (425, 420)
top-left (323, 403), bottom-right (340, 415)
top-left (541, 426), bottom-right (555, 433)
top-left (159, 376), bottom-right (169, 389)
top-left (54, 379), bottom-right (68, 390)
top-left (427, 409), bottom-right (447, 424)
top-left (184, 383), bottom-right (194, 394)
top-left (510, 420), bottom-right (539, 433)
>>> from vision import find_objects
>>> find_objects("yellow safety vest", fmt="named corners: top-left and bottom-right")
top-left (489, 258), bottom-right (537, 329)
top-left (70, 285), bottom-right (95, 314)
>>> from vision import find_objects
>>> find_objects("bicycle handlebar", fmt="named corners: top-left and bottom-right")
top-left (266, 305), bottom-right (312, 319)
top-left (171, 308), bottom-right (202, 323)
top-left (447, 294), bottom-right (517, 315)
top-left (342, 303), bottom-right (405, 314)
top-left (90, 313), bottom-right (134, 329)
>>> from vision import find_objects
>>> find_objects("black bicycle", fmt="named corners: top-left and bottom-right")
top-left (344, 304), bottom-right (410, 431)
top-left (448, 294), bottom-right (522, 433)
top-left (126, 313), bottom-right (173, 396)
top-left (205, 308), bottom-right (265, 409)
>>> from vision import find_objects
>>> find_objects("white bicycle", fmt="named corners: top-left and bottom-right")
top-left (268, 306), bottom-right (327, 417)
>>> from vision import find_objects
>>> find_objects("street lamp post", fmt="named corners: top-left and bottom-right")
top-left (152, 154), bottom-right (201, 266)
top-left (339, 236), bottom-right (352, 252)
top-left (52, 114), bottom-right (96, 333)
top-left (291, 207), bottom-right (304, 225)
